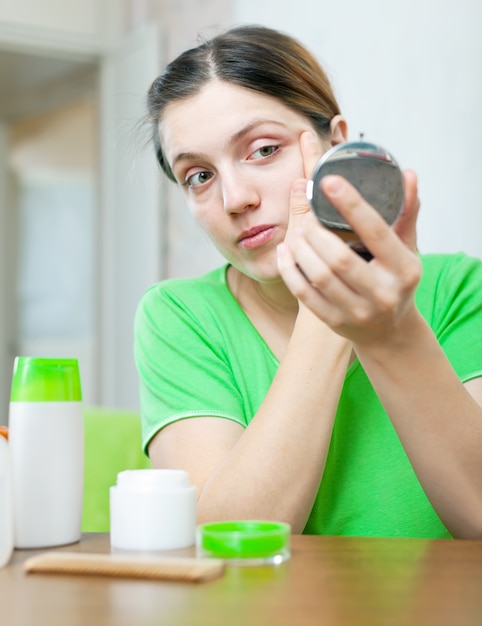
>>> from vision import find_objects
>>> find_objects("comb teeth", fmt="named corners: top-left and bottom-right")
top-left (23, 551), bottom-right (225, 582)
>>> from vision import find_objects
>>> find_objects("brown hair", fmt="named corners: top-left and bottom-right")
top-left (147, 24), bottom-right (341, 181)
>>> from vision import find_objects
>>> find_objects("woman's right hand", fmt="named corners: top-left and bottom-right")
top-left (278, 168), bottom-right (422, 347)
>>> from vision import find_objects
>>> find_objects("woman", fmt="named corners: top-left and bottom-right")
top-left (135, 24), bottom-right (482, 538)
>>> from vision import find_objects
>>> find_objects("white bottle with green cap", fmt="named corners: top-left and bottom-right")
top-left (8, 357), bottom-right (84, 549)
top-left (0, 430), bottom-right (13, 567)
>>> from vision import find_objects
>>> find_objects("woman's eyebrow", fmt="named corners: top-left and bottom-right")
top-left (171, 150), bottom-right (209, 168)
top-left (171, 120), bottom-right (287, 169)
top-left (228, 119), bottom-right (287, 146)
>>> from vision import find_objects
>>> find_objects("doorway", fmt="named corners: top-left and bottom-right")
top-left (0, 23), bottom-right (166, 424)
top-left (0, 49), bottom-right (98, 421)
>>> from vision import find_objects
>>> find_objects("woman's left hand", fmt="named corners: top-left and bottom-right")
top-left (277, 169), bottom-right (422, 346)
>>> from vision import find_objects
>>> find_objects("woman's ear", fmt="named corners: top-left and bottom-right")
top-left (330, 115), bottom-right (348, 146)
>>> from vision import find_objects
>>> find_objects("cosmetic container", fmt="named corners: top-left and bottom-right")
top-left (0, 429), bottom-right (13, 567)
top-left (197, 520), bottom-right (291, 566)
top-left (110, 469), bottom-right (196, 551)
top-left (9, 357), bottom-right (83, 548)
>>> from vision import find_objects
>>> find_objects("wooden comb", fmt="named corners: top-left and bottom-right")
top-left (23, 551), bottom-right (225, 582)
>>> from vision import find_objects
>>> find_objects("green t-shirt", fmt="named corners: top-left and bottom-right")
top-left (134, 253), bottom-right (482, 538)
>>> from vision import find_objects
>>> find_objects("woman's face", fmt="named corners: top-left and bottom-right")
top-left (160, 80), bottom-right (327, 282)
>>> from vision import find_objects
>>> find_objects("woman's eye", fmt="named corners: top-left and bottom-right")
top-left (184, 170), bottom-right (213, 188)
top-left (250, 145), bottom-right (279, 160)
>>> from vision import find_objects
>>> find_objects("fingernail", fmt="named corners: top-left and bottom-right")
top-left (322, 175), bottom-right (345, 195)
top-left (304, 131), bottom-right (317, 143)
top-left (292, 179), bottom-right (307, 194)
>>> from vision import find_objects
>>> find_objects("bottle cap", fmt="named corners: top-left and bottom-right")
top-left (10, 357), bottom-right (82, 402)
top-left (196, 520), bottom-right (291, 565)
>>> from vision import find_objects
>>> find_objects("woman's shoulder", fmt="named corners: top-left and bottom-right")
top-left (136, 264), bottom-right (241, 329)
top-left (419, 251), bottom-right (482, 285)
top-left (141, 264), bottom-right (231, 305)
top-left (417, 251), bottom-right (482, 314)
top-left (420, 250), bottom-right (481, 270)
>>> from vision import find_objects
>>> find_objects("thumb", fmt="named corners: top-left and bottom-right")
top-left (290, 178), bottom-right (310, 218)
top-left (285, 178), bottom-right (312, 245)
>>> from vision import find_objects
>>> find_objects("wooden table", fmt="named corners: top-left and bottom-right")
top-left (2, 533), bottom-right (482, 625)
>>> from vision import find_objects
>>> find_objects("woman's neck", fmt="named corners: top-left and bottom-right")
top-left (227, 266), bottom-right (299, 360)
top-left (227, 266), bottom-right (298, 316)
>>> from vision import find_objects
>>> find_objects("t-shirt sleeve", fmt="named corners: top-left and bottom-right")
top-left (419, 253), bottom-right (482, 382)
top-left (134, 283), bottom-right (247, 454)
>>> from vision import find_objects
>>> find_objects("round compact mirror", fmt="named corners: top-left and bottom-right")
top-left (307, 138), bottom-right (404, 259)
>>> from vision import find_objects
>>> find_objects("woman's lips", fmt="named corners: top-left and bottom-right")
top-left (238, 225), bottom-right (277, 250)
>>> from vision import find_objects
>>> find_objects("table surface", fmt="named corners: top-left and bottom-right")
top-left (2, 533), bottom-right (482, 626)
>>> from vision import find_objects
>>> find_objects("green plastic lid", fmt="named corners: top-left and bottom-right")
top-left (10, 357), bottom-right (82, 402)
top-left (196, 520), bottom-right (291, 564)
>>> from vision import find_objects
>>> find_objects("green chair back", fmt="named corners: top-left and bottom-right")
top-left (82, 406), bottom-right (151, 532)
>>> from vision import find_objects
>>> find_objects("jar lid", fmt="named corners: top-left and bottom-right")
top-left (196, 520), bottom-right (290, 565)
top-left (114, 469), bottom-right (192, 491)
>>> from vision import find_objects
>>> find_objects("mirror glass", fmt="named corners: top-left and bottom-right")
top-left (308, 139), bottom-right (404, 256)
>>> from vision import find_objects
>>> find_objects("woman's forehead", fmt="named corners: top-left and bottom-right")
top-left (159, 81), bottom-right (310, 162)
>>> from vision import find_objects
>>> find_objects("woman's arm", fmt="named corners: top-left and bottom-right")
top-left (149, 307), bottom-right (350, 533)
top-left (149, 132), bottom-right (352, 533)
top-left (355, 309), bottom-right (482, 539)
top-left (277, 171), bottom-right (482, 538)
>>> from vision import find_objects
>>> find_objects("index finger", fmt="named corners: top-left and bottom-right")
top-left (320, 175), bottom-right (407, 266)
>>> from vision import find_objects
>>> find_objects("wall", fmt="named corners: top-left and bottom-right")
top-left (153, 0), bottom-right (482, 267)
top-left (0, 0), bottom-right (101, 37)
top-left (232, 0), bottom-right (482, 259)
top-left (0, 0), bottom-right (121, 50)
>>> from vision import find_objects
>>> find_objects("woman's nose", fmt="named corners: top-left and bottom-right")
top-left (221, 169), bottom-right (260, 214)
